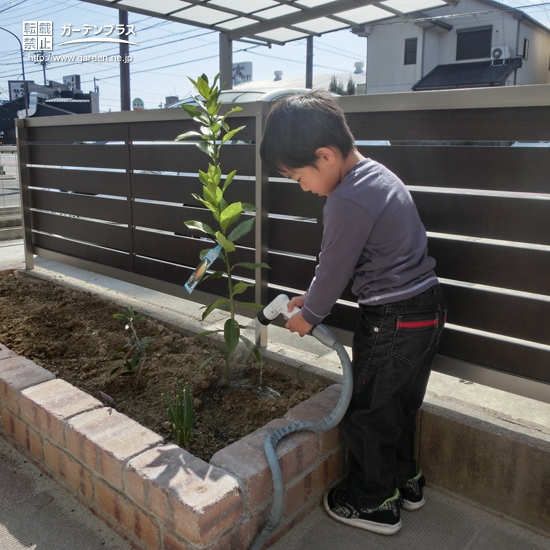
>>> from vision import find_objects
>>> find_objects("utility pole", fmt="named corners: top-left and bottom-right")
top-left (0, 26), bottom-right (28, 117)
top-left (33, 50), bottom-right (50, 85)
top-left (119, 10), bottom-right (131, 111)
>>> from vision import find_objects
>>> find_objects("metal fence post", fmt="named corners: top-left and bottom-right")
top-left (15, 118), bottom-right (34, 270)
top-left (255, 101), bottom-right (270, 348)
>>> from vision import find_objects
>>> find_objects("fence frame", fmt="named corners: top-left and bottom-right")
top-left (15, 84), bottom-right (550, 404)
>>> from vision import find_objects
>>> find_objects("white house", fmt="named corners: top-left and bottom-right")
top-left (358, 0), bottom-right (550, 93)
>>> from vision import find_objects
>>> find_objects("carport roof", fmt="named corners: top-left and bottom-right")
top-left (78, 0), bottom-right (455, 45)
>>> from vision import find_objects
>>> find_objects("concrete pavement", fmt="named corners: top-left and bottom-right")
top-left (1, 239), bottom-right (549, 549)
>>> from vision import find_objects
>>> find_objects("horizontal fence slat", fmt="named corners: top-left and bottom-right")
top-left (33, 233), bottom-right (131, 271)
top-left (346, 106), bottom-right (550, 141)
top-left (129, 116), bottom-right (256, 142)
top-left (31, 211), bottom-right (130, 252)
top-left (429, 238), bottom-right (550, 296)
top-left (131, 173), bottom-right (255, 205)
top-left (30, 189), bottom-right (128, 224)
top-left (269, 180), bottom-right (325, 218)
top-left (438, 330), bottom-right (550, 384)
top-left (133, 230), bottom-right (255, 272)
top-left (130, 143), bottom-right (255, 175)
top-left (359, 146), bottom-right (550, 194)
top-left (442, 284), bottom-right (550, 345)
top-left (268, 217), bottom-right (322, 256)
top-left (28, 123), bottom-right (128, 143)
top-left (415, 193), bottom-right (550, 246)
top-left (267, 252), bottom-right (316, 290)
top-left (28, 144), bottom-right (127, 170)
top-left (29, 167), bottom-right (128, 196)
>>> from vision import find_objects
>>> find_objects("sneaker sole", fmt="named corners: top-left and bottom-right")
top-left (402, 496), bottom-right (425, 511)
top-left (323, 492), bottom-right (402, 535)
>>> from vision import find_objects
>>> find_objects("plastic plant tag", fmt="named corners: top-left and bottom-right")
top-left (184, 245), bottom-right (222, 294)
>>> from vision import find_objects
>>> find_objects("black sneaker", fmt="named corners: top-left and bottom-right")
top-left (323, 487), bottom-right (402, 535)
top-left (399, 471), bottom-right (426, 511)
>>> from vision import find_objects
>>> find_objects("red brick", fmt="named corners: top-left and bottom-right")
top-left (95, 478), bottom-right (160, 550)
top-left (245, 420), bottom-right (318, 486)
top-left (126, 444), bottom-right (243, 546)
top-left (0, 356), bottom-right (55, 413)
top-left (66, 407), bottom-right (163, 491)
top-left (200, 506), bottom-right (270, 550)
top-left (284, 449), bottom-right (345, 518)
top-left (20, 379), bottom-right (102, 446)
top-left (162, 531), bottom-right (194, 550)
top-left (6, 413), bottom-right (44, 460)
top-left (44, 440), bottom-right (94, 501)
top-left (211, 440), bottom-right (272, 511)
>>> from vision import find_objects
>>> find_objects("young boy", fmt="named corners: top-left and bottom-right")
top-left (260, 91), bottom-right (447, 535)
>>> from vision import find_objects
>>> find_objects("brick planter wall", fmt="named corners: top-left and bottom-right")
top-left (0, 343), bottom-right (346, 549)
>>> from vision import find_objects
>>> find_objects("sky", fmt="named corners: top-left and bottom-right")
top-left (1, 0), bottom-right (549, 112)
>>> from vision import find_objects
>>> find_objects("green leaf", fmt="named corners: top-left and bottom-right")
top-left (231, 282), bottom-right (252, 297)
top-left (224, 318), bottom-right (240, 358)
top-left (236, 302), bottom-right (264, 311)
top-left (201, 298), bottom-right (230, 321)
top-left (222, 169), bottom-right (237, 192)
top-left (221, 125), bottom-right (246, 144)
top-left (184, 220), bottom-right (216, 236)
top-left (197, 140), bottom-right (213, 157)
top-left (232, 262), bottom-right (270, 270)
top-left (216, 231), bottom-right (235, 253)
top-left (195, 76), bottom-right (212, 100)
top-left (133, 314), bottom-right (145, 324)
top-left (113, 313), bottom-right (126, 321)
top-left (239, 335), bottom-right (263, 365)
top-left (227, 217), bottom-right (254, 242)
top-left (175, 131), bottom-right (201, 141)
top-left (199, 351), bottom-right (221, 370)
top-left (180, 104), bottom-right (201, 119)
top-left (242, 203), bottom-right (257, 212)
top-left (220, 202), bottom-right (242, 233)
top-left (206, 270), bottom-right (224, 279)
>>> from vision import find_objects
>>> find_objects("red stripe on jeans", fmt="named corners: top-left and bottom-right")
top-left (397, 319), bottom-right (439, 329)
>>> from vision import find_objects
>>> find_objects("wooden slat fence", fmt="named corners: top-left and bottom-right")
top-left (16, 85), bottom-right (550, 401)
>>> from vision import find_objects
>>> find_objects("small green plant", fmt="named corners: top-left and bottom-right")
top-left (162, 379), bottom-right (194, 447)
top-left (176, 74), bottom-right (269, 379)
top-left (346, 76), bottom-right (356, 96)
top-left (110, 306), bottom-right (154, 385)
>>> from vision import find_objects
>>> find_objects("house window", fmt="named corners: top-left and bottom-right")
top-left (404, 38), bottom-right (417, 65)
top-left (456, 26), bottom-right (492, 60)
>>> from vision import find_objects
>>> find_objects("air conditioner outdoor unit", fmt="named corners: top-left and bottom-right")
top-left (491, 45), bottom-right (511, 61)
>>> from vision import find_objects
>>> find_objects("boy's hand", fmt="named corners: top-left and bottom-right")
top-left (286, 310), bottom-right (314, 337)
top-left (288, 293), bottom-right (307, 311)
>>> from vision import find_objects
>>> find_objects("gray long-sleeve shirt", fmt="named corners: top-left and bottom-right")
top-left (301, 158), bottom-right (438, 326)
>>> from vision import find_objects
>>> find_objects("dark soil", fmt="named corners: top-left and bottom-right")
top-left (0, 272), bottom-right (327, 462)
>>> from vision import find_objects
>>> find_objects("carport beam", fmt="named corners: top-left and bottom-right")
top-left (219, 32), bottom-right (233, 90)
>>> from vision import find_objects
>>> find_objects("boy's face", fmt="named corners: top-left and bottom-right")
top-left (280, 147), bottom-right (341, 197)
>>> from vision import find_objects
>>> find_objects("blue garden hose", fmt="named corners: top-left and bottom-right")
top-left (249, 295), bottom-right (353, 550)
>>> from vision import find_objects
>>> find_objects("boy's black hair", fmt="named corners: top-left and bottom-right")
top-left (260, 90), bottom-right (355, 174)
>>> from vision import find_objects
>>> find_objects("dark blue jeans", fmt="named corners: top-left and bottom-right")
top-left (342, 284), bottom-right (447, 509)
